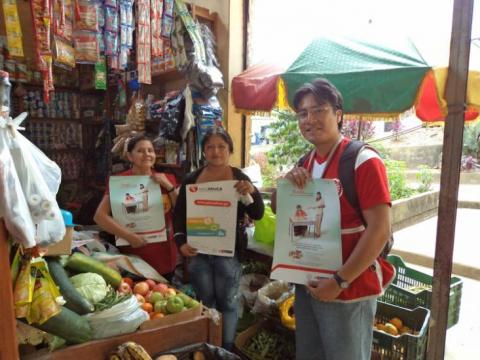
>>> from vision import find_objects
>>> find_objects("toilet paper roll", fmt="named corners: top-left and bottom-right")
top-left (28, 194), bottom-right (41, 206)
top-left (40, 200), bottom-right (52, 211)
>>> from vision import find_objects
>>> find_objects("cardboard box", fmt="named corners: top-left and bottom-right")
top-left (139, 304), bottom-right (203, 330)
top-left (46, 227), bottom-right (73, 256)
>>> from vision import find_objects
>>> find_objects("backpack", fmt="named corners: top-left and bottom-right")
top-left (298, 140), bottom-right (394, 258)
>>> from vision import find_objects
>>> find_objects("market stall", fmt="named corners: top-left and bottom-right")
top-left (0, 0), bottom-right (234, 358)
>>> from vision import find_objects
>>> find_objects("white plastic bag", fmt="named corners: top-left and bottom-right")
top-left (9, 130), bottom-right (61, 223)
top-left (252, 280), bottom-right (294, 316)
top-left (239, 273), bottom-right (270, 308)
top-left (0, 134), bottom-right (36, 248)
top-left (0, 112), bottom-right (65, 247)
top-left (84, 296), bottom-right (149, 339)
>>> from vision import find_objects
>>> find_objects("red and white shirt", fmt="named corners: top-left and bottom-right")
top-left (300, 138), bottom-right (395, 301)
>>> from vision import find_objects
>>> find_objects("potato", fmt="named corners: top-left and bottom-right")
top-left (193, 351), bottom-right (206, 360)
top-left (155, 355), bottom-right (177, 360)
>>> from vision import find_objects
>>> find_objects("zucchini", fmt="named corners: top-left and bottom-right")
top-left (66, 252), bottom-right (122, 287)
top-left (36, 306), bottom-right (93, 344)
top-left (47, 258), bottom-right (94, 314)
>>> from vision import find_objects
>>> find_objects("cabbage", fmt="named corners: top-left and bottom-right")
top-left (69, 273), bottom-right (108, 304)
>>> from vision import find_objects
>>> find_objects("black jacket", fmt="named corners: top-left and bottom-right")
top-left (173, 166), bottom-right (264, 257)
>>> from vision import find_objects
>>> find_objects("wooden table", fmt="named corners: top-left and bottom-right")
top-left (22, 314), bottom-right (221, 359)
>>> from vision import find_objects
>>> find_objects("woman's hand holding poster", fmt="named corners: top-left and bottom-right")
top-left (271, 179), bottom-right (342, 285)
top-left (110, 176), bottom-right (167, 246)
top-left (186, 180), bottom-right (238, 257)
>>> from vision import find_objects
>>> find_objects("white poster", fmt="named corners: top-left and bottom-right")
top-left (109, 176), bottom-right (167, 246)
top-left (270, 178), bottom-right (342, 285)
top-left (186, 180), bottom-right (238, 257)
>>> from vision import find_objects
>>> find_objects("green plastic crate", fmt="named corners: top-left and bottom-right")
top-left (372, 301), bottom-right (430, 360)
top-left (379, 254), bottom-right (463, 328)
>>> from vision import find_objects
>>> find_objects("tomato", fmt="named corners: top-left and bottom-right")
top-left (122, 277), bottom-right (134, 287)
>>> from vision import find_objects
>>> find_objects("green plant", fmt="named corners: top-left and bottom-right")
top-left (463, 120), bottom-right (480, 159)
top-left (267, 110), bottom-right (311, 167)
top-left (261, 162), bottom-right (278, 188)
top-left (416, 165), bottom-right (433, 193)
top-left (384, 159), bottom-right (415, 201)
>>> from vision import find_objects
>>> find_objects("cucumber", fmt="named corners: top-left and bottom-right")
top-left (36, 306), bottom-right (93, 344)
top-left (66, 252), bottom-right (122, 287)
top-left (47, 258), bottom-right (94, 314)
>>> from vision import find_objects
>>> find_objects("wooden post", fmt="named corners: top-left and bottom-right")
top-left (0, 220), bottom-right (19, 360)
top-left (427, 0), bottom-right (473, 358)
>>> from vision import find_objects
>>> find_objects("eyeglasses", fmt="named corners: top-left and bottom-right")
top-left (295, 106), bottom-right (332, 121)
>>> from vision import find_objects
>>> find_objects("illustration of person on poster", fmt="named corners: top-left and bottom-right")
top-left (139, 183), bottom-right (149, 211)
top-left (312, 191), bottom-right (326, 237)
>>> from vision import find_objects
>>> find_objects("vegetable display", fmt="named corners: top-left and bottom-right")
top-left (95, 286), bottom-right (132, 312)
top-left (243, 328), bottom-right (295, 360)
top-left (36, 306), bottom-right (93, 344)
top-left (47, 258), bottom-right (94, 314)
top-left (69, 272), bottom-right (108, 304)
top-left (66, 252), bottom-right (122, 287)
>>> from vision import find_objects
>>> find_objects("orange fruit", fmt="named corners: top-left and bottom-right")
top-left (151, 312), bottom-right (165, 319)
top-left (389, 317), bottom-right (403, 330)
top-left (400, 326), bottom-right (412, 335)
top-left (141, 302), bottom-right (153, 313)
top-left (384, 323), bottom-right (399, 336)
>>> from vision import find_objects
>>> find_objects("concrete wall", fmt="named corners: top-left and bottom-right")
top-left (387, 145), bottom-right (443, 168)
top-left (391, 190), bottom-right (439, 232)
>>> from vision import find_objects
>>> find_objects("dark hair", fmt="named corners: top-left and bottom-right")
top-left (127, 135), bottom-right (153, 153)
top-left (201, 127), bottom-right (234, 153)
top-left (293, 78), bottom-right (344, 130)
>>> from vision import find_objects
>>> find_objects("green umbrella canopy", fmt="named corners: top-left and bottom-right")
top-left (282, 36), bottom-right (432, 116)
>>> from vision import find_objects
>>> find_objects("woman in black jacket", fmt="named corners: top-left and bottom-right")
top-left (174, 127), bottom-right (264, 350)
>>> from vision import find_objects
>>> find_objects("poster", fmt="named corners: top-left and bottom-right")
top-left (270, 178), bottom-right (342, 285)
top-left (186, 180), bottom-right (238, 256)
top-left (110, 176), bottom-right (167, 246)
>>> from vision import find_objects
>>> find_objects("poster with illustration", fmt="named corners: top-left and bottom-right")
top-left (110, 176), bottom-right (166, 246)
top-left (186, 180), bottom-right (238, 257)
top-left (270, 178), bottom-right (342, 285)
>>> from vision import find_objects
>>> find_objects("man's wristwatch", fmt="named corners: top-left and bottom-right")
top-left (333, 272), bottom-right (349, 289)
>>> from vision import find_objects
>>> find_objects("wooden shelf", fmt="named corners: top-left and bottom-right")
top-left (151, 69), bottom-right (182, 82)
top-left (43, 148), bottom-right (82, 153)
top-left (25, 117), bottom-right (81, 123)
top-left (14, 81), bottom-right (79, 92)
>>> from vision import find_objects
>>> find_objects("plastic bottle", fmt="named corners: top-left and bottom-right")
top-left (0, 70), bottom-right (12, 114)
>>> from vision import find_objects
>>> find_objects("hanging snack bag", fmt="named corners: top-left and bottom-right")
top-left (105, 31), bottom-right (118, 56)
top-left (14, 259), bottom-right (37, 318)
top-left (75, 0), bottom-right (99, 32)
top-left (105, 6), bottom-right (119, 32)
top-left (74, 31), bottom-right (100, 64)
top-left (53, 37), bottom-right (76, 69)
top-left (26, 275), bottom-right (62, 325)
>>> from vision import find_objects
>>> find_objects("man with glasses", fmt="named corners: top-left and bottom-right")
top-left (272, 78), bottom-right (394, 360)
